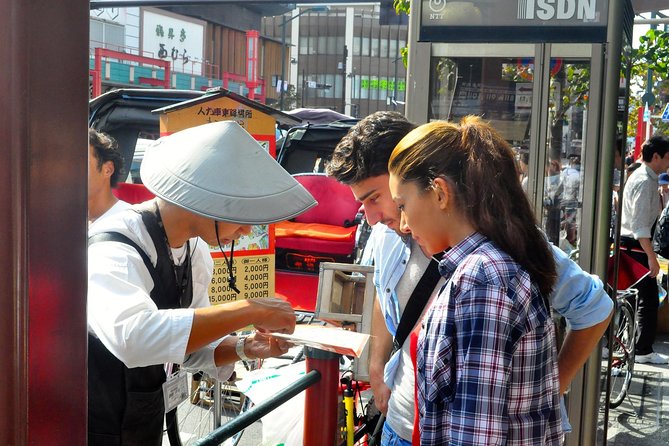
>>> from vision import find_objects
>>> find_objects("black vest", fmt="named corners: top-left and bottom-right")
top-left (88, 206), bottom-right (193, 446)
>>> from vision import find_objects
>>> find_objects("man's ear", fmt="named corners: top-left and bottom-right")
top-left (432, 177), bottom-right (450, 210)
top-left (103, 161), bottom-right (114, 177)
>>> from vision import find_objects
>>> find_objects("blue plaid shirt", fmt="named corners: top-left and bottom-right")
top-left (417, 232), bottom-right (562, 445)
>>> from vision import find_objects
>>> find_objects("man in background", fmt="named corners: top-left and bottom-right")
top-left (620, 135), bottom-right (669, 364)
top-left (88, 128), bottom-right (130, 227)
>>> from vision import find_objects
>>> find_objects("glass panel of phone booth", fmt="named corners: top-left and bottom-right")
top-left (541, 58), bottom-right (591, 260)
top-left (429, 55), bottom-right (535, 145)
top-left (427, 46), bottom-right (594, 263)
top-left (428, 51), bottom-right (536, 211)
top-left (315, 262), bottom-right (375, 381)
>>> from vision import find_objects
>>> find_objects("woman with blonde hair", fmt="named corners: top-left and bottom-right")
top-left (388, 116), bottom-right (562, 445)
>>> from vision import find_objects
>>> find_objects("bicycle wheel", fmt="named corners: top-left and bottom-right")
top-left (172, 359), bottom-right (260, 446)
top-left (608, 299), bottom-right (635, 409)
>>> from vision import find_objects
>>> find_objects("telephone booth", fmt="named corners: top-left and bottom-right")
top-left (405, 1), bottom-right (634, 444)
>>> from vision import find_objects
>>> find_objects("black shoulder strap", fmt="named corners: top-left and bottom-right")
top-left (88, 232), bottom-right (160, 287)
top-left (393, 258), bottom-right (441, 352)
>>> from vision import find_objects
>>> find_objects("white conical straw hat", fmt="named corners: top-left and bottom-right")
top-left (141, 120), bottom-right (316, 224)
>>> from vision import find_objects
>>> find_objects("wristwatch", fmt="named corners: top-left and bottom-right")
top-left (235, 336), bottom-right (250, 361)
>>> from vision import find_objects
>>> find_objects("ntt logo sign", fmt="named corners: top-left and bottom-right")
top-left (517, 0), bottom-right (597, 21)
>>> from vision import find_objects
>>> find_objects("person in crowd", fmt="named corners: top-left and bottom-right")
top-left (658, 172), bottom-right (669, 210)
top-left (87, 121), bottom-right (316, 445)
top-left (611, 137), bottom-right (624, 239)
top-left (388, 116), bottom-right (561, 444)
top-left (88, 128), bottom-right (130, 227)
top-left (327, 111), bottom-right (612, 446)
top-left (620, 135), bottom-right (669, 364)
top-left (561, 153), bottom-right (582, 203)
top-left (545, 158), bottom-right (564, 245)
top-left (516, 146), bottom-right (530, 192)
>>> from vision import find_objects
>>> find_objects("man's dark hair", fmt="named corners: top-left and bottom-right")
top-left (641, 134), bottom-right (669, 163)
top-left (326, 111), bottom-right (416, 184)
top-left (89, 128), bottom-right (125, 188)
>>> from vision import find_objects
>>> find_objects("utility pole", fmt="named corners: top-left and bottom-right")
top-left (341, 45), bottom-right (348, 114)
top-left (301, 68), bottom-right (306, 108)
top-left (279, 16), bottom-right (287, 110)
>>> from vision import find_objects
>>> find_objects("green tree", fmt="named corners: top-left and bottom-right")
top-left (394, 0), bottom-right (411, 66)
top-left (629, 29), bottom-right (669, 136)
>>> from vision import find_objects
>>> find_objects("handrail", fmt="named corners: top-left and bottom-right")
top-left (192, 369), bottom-right (322, 446)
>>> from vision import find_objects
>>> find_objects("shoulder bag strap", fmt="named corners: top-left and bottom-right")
top-left (393, 258), bottom-right (441, 352)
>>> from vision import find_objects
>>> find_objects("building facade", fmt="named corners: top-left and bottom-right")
top-left (262, 3), bottom-right (408, 117)
top-left (89, 4), bottom-right (290, 103)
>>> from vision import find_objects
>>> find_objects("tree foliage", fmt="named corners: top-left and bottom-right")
top-left (393, 0), bottom-right (410, 15)
top-left (627, 28), bottom-right (669, 136)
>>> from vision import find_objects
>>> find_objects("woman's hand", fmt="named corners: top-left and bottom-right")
top-left (243, 332), bottom-right (291, 360)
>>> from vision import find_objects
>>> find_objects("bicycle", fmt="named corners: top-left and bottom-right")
top-left (606, 288), bottom-right (638, 409)
top-left (339, 372), bottom-right (379, 446)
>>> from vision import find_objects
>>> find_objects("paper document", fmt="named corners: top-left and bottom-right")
top-left (270, 325), bottom-right (370, 358)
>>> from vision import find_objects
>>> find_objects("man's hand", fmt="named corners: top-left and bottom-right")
top-left (248, 298), bottom-right (296, 334)
top-left (369, 361), bottom-right (391, 415)
top-left (244, 332), bottom-right (291, 359)
top-left (371, 377), bottom-right (391, 415)
top-left (639, 238), bottom-right (660, 277)
top-left (369, 298), bottom-right (393, 415)
top-left (648, 255), bottom-right (661, 278)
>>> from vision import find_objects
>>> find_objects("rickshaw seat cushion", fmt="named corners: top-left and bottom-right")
top-left (291, 174), bottom-right (360, 227)
top-left (275, 232), bottom-right (355, 255)
top-left (275, 221), bottom-right (356, 254)
top-left (275, 221), bottom-right (356, 241)
top-left (113, 182), bottom-right (155, 204)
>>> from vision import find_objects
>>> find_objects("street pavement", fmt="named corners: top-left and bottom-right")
top-left (601, 333), bottom-right (669, 446)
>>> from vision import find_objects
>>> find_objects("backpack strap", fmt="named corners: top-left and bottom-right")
top-left (88, 232), bottom-right (160, 286)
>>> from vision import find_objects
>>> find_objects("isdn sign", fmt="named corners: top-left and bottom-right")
top-left (517, 0), bottom-right (597, 21)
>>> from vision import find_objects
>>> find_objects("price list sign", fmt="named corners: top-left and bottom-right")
top-left (209, 255), bottom-right (274, 304)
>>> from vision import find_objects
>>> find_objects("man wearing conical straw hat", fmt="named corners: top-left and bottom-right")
top-left (87, 121), bottom-right (316, 445)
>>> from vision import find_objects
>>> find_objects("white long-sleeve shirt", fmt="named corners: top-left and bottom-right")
top-left (88, 208), bottom-right (233, 381)
top-left (621, 163), bottom-right (659, 240)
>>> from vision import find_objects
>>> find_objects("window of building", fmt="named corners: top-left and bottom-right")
top-left (90, 18), bottom-right (125, 51)
top-left (360, 76), bottom-right (369, 99)
top-left (370, 76), bottom-right (379, 100)
top-left (334, 75), bottom-right (343, 99)
top-left (371, 37), bottom-right (380, 57)
top-left (351, 75), bottom-right (360, 100)
top-left (326, 36), bottom-right (336, 55)
top-left (362, 37), bottom-right (370, 57)
top-left (325, 74), bottom-right (335, 98)
top-left (380, 38), bottom-right (389, 59)
top-left (318, 36), bottom-right (327, 54)
top-left (353, 36), bottom-right (361, 56)
top-left (389, 39), bottom-right (398, 58)
top-left (379, 77), bottom-right (388, 101)
top-left (337, 37), bottom-right (346, 56)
